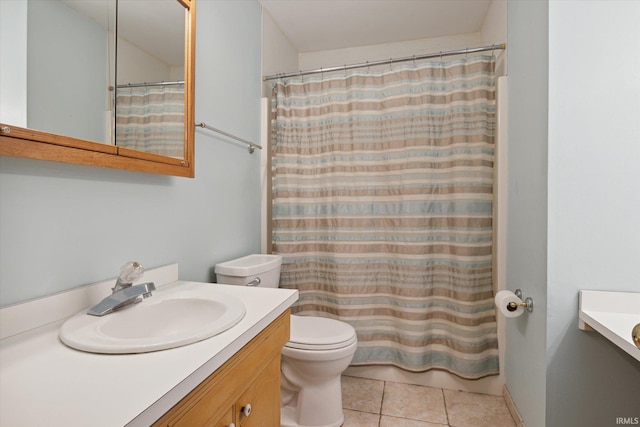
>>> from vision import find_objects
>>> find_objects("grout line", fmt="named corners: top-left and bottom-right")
top-left (378, 380), bottom-right (386, 427)
top-left (441, 387), bottom-right (451, 426)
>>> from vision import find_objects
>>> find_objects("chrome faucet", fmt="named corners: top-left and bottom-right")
top-left (87, 261), bottom-right (156, 316)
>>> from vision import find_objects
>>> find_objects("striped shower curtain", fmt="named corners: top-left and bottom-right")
top-left (115, 84), bottom-right (185, 158)
top-left (271, 55), bottom-right (498, 379)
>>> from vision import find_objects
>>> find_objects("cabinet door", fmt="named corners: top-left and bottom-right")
top-left (152, 310), bottom-right (290, 427)
top-left (170, 403), bottom-right (233, 427)
top-left (213, 409), bottom-right (234, 427)
top-left (235, 356), bottom-right (281, 427)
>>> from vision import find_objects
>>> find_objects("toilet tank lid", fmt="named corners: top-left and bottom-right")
top-left (215, 254), bottom-right (282, 277)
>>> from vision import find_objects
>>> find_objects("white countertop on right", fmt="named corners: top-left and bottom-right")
top-left (579, 290), bottom-right (640, 362)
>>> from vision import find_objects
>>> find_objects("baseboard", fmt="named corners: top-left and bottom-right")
top-left (503, 384), bottom-right (526, 427)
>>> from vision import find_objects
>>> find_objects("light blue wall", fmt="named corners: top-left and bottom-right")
top-left (546, 1), bottom-right (640, 426)
top-left (507, 1), bottom-right (640, 426)
top-left (505, 1), bottom-right (549, 426)
top-left (0, 0), bottom-right (263, 306)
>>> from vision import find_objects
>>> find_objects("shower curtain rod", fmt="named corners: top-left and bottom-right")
top-left (112, 80), bottom-right (185, 89)
top-left (263, 43), bottom-right (505, 81)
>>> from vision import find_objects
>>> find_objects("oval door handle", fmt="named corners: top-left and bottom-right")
top-left (241, 403), bottom-right (252, 417)
top-left (633, 323), bottom-right (640, 349)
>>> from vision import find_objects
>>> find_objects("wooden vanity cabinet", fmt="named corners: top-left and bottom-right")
top-left (153, 310), bottom-right (290, 427)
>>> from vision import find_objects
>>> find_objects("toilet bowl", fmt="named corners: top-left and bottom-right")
top-left (280, 315), bottom-right (357, 427)
top-left (215, 254), bottom-right (357, 427)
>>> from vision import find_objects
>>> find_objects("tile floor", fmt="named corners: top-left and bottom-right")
top-left (341, 376), bottom-right (516, 427)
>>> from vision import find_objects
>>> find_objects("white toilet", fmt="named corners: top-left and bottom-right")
top-left (215, 254), bottom-right (357, 427)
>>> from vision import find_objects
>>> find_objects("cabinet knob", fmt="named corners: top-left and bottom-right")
top-left (228, 424), bottom-right (236, 427)
top-left (241, 403), bottom-right (252, 417)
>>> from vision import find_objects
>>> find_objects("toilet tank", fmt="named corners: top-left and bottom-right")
top-left (215, 254), bottom-right (282, 288)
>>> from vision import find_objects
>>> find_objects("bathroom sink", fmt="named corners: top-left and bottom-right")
top-left (59, 286), bottom-right (246, 354)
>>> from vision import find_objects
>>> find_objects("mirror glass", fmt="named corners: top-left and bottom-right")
top-left (0, 0), bottom-right (116, 144)
top-left (0, 0), bottom-right (193, 175)
top-left (115, 0), bottom-right (186, 159)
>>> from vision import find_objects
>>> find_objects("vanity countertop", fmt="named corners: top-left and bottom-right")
top-left (0, 266), bottom-right (298, 426)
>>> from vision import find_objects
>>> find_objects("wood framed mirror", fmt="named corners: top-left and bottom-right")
top-left (0, 0), bottom-right (196, 177)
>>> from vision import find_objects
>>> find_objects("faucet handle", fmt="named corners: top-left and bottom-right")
top-left (119, 261), bottom-right (144, 283)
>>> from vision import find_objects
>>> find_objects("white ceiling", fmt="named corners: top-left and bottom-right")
top-left (259, 0), bottom-right (493, 53)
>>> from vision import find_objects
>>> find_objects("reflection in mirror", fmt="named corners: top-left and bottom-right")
top-left (0, 0), bottom-right (195, 177)
top-left (115, 0), bottom-right (186, 159)
top-left (0, 0), bottom-right (115, 144)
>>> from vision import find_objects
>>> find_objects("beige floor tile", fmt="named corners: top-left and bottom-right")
top-left (343, 409), bottom-right (381, 427)
top-left (443, 389), bottom-right (516, 427)
top-left (381, 382), bottom-right (448, 425)
top-left (380, 415), bottom-right (448, 427)
top-left (342, 376), bottom-right (385, 414)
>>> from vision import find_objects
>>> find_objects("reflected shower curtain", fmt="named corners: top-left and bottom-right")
top-left (271, 56), bottom-right (498, 379)
top-left (115, 84), bottom-right (184, 157)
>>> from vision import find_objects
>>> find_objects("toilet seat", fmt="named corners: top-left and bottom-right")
top-left (286, 315), bottom-right (357, 351)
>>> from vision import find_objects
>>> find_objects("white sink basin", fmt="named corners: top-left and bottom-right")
top-left (59, 286), bottom-right (246, 354)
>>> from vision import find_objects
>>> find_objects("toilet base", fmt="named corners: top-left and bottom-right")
top-left (281, 405), bottom-right (344, 427)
